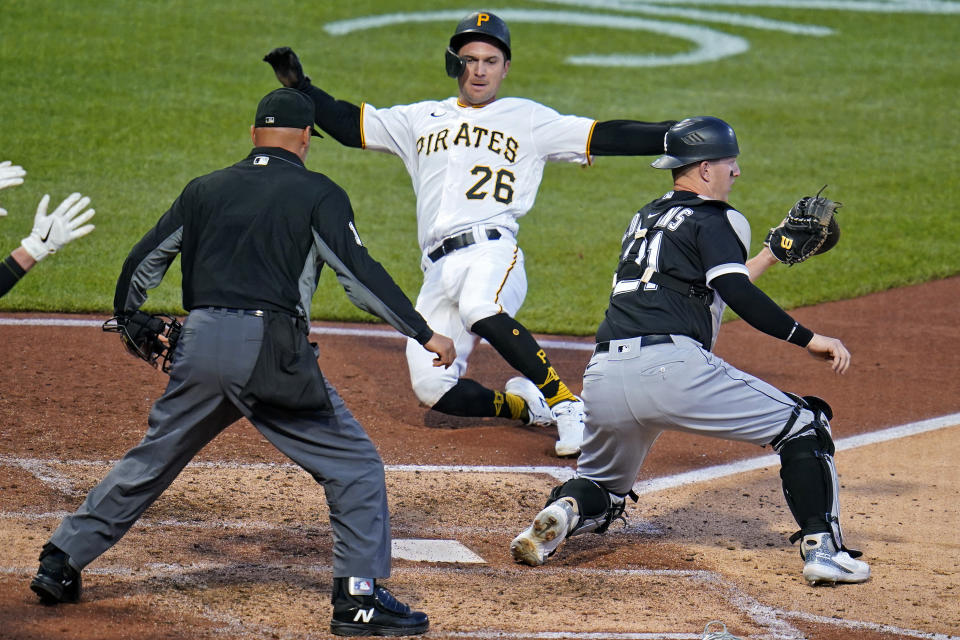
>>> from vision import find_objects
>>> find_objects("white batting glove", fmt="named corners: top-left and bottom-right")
top-left (20, 192), bottom-right (96, 261)
top-left (0, 160), bottom-right (27, 217)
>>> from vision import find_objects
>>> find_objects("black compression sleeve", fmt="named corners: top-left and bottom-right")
top-left (711, 273), bottom-right (814, 347)
top-left (0, 254), bottom-right (26, 298)
top-left (589, 119), bottom-right (677, 156)
top-left (302, 85), bottom-right (362, 148)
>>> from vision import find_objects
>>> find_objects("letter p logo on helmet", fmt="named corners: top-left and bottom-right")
top-left (477, 13), bottom-right (489, 26)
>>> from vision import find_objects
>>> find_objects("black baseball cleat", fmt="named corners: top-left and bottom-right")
top-left (30, 543), bottom-right (82, 604)
top-left (330, 577), bottom-right (429, 637)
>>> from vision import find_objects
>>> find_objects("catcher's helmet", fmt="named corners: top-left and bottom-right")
top-left (445, 11), bottom-right (511, 78)
top-left (652, 116), bottom-right (739, 169)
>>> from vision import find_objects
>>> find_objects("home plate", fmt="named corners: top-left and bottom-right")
top-left (391, 539), bottom-right (485, 563)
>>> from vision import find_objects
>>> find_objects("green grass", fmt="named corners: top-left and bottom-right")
top-left (1, 1), bottom-right (957, 334)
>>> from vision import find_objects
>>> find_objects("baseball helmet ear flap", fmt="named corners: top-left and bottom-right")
top-left (445, 46), bottom-right (466, 78)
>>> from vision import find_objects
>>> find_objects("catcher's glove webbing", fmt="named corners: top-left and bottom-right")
top-left (103, 311), bottom-right (182, 373)
top-left (765, 186), bottom-right (841, 265)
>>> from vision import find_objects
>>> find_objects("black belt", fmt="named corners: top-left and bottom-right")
top-left (428, 228), bottom-right (501, 262)
top-left (201, 306), bottom-right (265, 317)
top-left (594, 334), bottom-right (673, 354)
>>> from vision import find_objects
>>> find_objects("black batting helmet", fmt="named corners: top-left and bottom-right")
top-left (651, 117), bottom-right (739, 169)
top-left (445, 11), bottom-right (511, 78)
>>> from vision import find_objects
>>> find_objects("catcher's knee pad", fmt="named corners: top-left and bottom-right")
top-left (547, 478), bottom-right (631, 536)
top-left (769, 394), bottom-right (833, 453)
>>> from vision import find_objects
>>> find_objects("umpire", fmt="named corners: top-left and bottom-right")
top-left (29, 88), bottom-right (454, 637)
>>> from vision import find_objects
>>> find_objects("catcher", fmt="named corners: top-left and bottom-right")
top-left (511, 117), bottom-right (869, 589)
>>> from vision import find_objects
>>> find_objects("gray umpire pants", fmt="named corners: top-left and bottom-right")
top-left (577, 334), bottom-right (818, 496)
top-left (49, 307), bottom-right (391, 578)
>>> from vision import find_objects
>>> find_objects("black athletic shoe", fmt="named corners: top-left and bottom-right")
top-left (330, 577), bottom-right (429, 636)
top-left (30, 543), bottom-right (82, 604)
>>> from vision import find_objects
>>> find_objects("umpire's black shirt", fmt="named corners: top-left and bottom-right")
top-left (114, 146), bottom-right (432, 344)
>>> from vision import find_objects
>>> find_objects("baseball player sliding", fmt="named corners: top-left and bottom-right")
top-left (511, 117), bottom-right (870, 587)
top-left (264, 11), bottom-right (675, 457)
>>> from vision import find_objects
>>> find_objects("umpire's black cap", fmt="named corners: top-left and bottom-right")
top-left (254, 88), bottom-right (322, 137)
top-left (652, 116), bottom-right (739, 169)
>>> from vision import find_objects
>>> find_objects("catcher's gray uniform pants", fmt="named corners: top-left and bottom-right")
top-left (577, 334), bottom-right (818, 495)
top-left (50, 308), bottom-right (391, 578)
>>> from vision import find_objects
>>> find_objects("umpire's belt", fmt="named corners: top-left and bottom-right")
top-left (428, 228), bottom-right (501, 262)
top-left (201, 306), bottom-right (265, 317)
top-left (594, 334), bottom-right (673, 354)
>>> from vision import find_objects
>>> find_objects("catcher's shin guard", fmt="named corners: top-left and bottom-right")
top-left (776, 401), bottom-right (861, 558)
top-left (550, 478), bottom-right (630, 536)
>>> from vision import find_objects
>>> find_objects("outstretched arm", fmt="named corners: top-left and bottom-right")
top-left (263, 47), bottom-right (362, 147)
top-left (711, 272), bottom-right (813, 346)
top-left (589, 119), bottom-right (677, 156)
top-left (2, 193), bottom-right (96, 299)
top-left (0, 249), bottom-right (31, 298)
top-left (711, 272), bottom-right (850, 373)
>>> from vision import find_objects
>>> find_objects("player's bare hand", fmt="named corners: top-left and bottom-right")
top-left (806, 333), bottom-right (851, 374)
top-left (263, 47), bottom-right (309, 90)
top-left (424, 333), bottom-right (456, 368)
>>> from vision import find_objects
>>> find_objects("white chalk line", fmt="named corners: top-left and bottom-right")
top-left (4, 412), bottom-right (954, 500)
top-left (1, 562), bottom-right (954, 639)
top-left (0, 509), bottom-right (665, 539)
top-left (0, 316), bottom-right (597, 352)
top-left (1, 331), bottom-right (956, 640)
top-left (633, 411), bottom-right (960, 495)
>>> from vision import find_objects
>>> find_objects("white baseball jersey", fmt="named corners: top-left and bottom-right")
top-left (360, 97), bottom-right (596, 252)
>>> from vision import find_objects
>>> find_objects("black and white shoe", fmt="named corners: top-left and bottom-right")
top-left (30, 543), bottom-right (82, 604)
top-left (801, 533), bottom-right (870, 585)
top-left (330, 577), bottom-right (429, 636)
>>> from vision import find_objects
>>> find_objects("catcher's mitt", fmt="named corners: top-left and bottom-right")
top-left (103, 311), bottom-right (182, 373)
top-left (765, 186), bottom-right (841, 265)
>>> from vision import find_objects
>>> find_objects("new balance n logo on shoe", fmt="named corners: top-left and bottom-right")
top-left (354, 608), bottom-right (375, 623)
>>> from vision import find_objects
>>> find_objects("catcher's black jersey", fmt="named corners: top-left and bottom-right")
top-left (596, 190), bottom-right (751, 349)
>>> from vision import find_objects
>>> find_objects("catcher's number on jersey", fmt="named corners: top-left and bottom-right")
top-left (465, 165), bottom-right (515, 204)
top-left (612, 205), bottom-right (695, 295)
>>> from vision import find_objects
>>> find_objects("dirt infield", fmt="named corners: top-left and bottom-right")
top-left (1, 276), bottom-right (959, 639)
